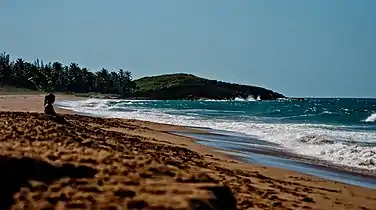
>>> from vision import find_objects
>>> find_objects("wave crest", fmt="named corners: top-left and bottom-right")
top-left (365, 114), bottom-right (376, 122)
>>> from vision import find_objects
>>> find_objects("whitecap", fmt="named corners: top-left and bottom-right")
top-left (365, 113), bottom-right (376, 122)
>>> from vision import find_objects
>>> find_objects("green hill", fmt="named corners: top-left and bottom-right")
top-left (133, 73), bottom-right (285, 100)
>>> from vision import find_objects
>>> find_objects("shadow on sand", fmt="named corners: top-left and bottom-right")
top-left (0, 156), bottom-right (97, 209)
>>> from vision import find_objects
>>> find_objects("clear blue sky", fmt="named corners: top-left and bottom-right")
top-left (0, 0), bottom-right (375, 97)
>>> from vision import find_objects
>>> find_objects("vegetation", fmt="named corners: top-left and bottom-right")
top-left (0, 52), bottom-right (136, 97)
top-left (134, 73), bottom-right (285, 100)
top-left (0, 52), bottom-right (285, 100)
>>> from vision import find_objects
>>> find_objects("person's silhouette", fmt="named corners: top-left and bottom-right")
top-left (44, 93), bottom-right (69, 125)
top-left (44, 93), bottom-right (57, 116)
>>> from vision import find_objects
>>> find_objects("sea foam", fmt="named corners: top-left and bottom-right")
top-left (365, 113), bottom-right (376, 122)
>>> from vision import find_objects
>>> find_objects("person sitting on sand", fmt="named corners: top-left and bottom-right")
top-left (44, 93), bottom-right (58, 116)
top-left (44, 93), bottom-right (70, 125)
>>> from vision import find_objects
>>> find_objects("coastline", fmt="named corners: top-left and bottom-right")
top-left (175, 131), bottom-right (376, 189)
top-left (1, 94), bottom-right (376, 209)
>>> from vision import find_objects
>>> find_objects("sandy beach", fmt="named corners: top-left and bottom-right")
top-left (1, 94), bottom-right (376, 210)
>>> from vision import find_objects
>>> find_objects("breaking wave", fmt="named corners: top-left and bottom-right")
top-left (365, 114), bottom-right (376, 122)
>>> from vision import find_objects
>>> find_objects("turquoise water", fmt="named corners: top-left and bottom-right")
top-left (58, 98), bottom-right (376, 172)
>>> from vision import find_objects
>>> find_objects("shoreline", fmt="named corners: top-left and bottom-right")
top-left (32, 94), bottom-right (376, 185)
top-left (178, 129), bottom-right (376, 177)
top-left (174, 131), bottom-right (376, 189)
top-left (56, 96), bottom-right (376, 185)
top-left (1, 93), bottom-right (376, 209)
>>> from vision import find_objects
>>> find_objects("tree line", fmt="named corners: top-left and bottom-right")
top-left (0, 52), bottom-right (136, 97)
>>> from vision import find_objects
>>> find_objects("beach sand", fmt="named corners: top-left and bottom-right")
top-left (0, 94), bottom-right (376, 210)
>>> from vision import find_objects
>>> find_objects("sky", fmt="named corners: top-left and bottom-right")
top-left (0, 0), bottom-right (375, 97)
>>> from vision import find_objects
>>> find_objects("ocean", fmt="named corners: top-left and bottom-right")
top-left (58, 98), bottom-right (376, 178)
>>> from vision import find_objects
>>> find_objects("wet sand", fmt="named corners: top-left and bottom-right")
top-left (175, 131), bottom-right (376, 189)
top-left (1, 94), bottom-right (376, 209)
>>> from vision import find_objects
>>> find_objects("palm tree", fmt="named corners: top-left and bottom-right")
top-left (116, 69), bottom-right (135, 97)
top-left (13, 58), bottom-right (26, 86)
top-left (0, 52), bottom-right (12, 86)
top-left (0, 52), bottom-right (136, 97)
top-left (51, 62), bottom-right (65, 92)
top-left (95, 68), bottom-right (110, 93)
top-left (124, 70), bottom-right (136, 96)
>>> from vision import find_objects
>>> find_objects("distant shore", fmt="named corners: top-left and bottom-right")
top-left (1, 93), bottom-right (376, 209)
